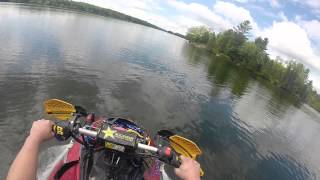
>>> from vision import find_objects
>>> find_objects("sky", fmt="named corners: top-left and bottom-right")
top-left (74, 0), bottom-right (320, 91)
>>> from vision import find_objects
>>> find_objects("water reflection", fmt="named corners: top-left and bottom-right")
top-left (246, 153), bottom-right (313, 180)
top-left (176, 45), bottom-right (316, 179)
top-left (0, 4), bottom-right (320, 180)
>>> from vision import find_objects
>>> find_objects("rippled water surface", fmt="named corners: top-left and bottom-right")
top-left (1, 3), bottom-right (320, 180)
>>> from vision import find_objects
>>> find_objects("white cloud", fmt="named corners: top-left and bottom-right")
top-left (260, 21), bottom-right (319, 68)
top-left (74, 0), bottom-right (258, 34)
top-left (82, 0), bottom-right (161, 12)
top-left (73, 0), bottom-right (184, 33)
top-left (291, 0), bottom-right (320, 10)
top-left (303, 0), bottom-right (320, 9)
top-left (259, 21), bottom-right (320, 90)
top-left (268, 0), bottom-right (281, 8)
top-left (278, 12), bottom-right (288, 21)
top-left (310, 73), bottom-right (320, 91)
top-left (232, 0), bottom-right (249, 3)
top-left (72, 0), bottom-right (164, 23)
top-left (213, 1), bottom-right (259, 33)
top-left (167, 0), bottom-right (259, 34)
top-left (74, 0), bottom-right (320, 90)
top-left (298, 19), bottom-right (320, 40)
top-left (167, 0), bottom-right (233, 31)
top-left (74, 0), bottom-right (225, 34)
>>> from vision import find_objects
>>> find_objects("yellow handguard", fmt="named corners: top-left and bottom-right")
top-left (44, 99), bottom-right (76, 120)
top-left (169, 135), bottom-right (204, 176)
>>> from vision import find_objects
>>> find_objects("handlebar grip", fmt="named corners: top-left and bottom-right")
top-left (52, 121), bottom-right (72, 141)
top-left (157, 146), bottom-right (181, 168)
top-left (170, 153), bottom-right (181, 168)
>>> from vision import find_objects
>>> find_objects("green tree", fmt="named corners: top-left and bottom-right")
top-left (280, 61), bottom-right (311, 101)
top-left (239, 42), bottom-right (264, 71)
top-left (308, 90), bottom-right (320, 111)
top-left (233, 20), bottom-right (252, 38)
top-left (254, 37), bottom-right (269, 51)
top-left (186, 26), bottom-right (211, 44)
top-left (206, 31), bottom-right (216, 51)
top-left (186, 21), bottom-right (320, 111)
top-left (215, 29), bottom-right (246, 61)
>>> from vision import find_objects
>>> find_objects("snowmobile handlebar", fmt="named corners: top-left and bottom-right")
top-left (78, 127), bottom-right (155, 151)
top-left (45, 99), bottom-right (203, 176)
top-left (77, 127), bottom-right (181, 168)
top-left (52, 120), bottom-right (181, 168)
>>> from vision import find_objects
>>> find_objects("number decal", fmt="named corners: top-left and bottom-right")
top-left (53, 125), bottom-right (64, 135)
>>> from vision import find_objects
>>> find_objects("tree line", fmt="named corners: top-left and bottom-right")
top-left (1, 0), bottom-right (165, 31)
top-left (186, 21), bottom-right (320, 112)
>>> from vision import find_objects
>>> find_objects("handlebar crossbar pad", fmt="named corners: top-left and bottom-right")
top-left (97, 125), bottom-right (138, 148)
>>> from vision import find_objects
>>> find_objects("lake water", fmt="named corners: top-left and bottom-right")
top-left (1, 3), bottom-right (320, 180)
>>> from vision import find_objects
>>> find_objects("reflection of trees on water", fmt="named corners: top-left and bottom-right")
top-left (181, 43), bottom-right (209, 66)
top-left (174, 44), bottom-right (312, 180)
top-left (168, 98), bottom-right (313, 180)
top-left (246, 153), bottom-right (313, 180)
top-left (206, 51), bottom-right (297, 120)
top-left (181, 44), bottom-right (251, 99)
top-left (230, 69), bottom-right (251, 98)
top-left (266, 89), bottom-right (293, 120)
top-left (208, 55), bottom-right (232, 86)
top-left (207, 55), bottom-right (250, 98)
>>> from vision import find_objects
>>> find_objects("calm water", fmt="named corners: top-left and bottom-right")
top-left (1, 3), bottom-right (320, 180)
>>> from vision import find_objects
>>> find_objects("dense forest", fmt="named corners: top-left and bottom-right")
top-left (0, 0), bottom-right (166, 31)
top-left (186, 21), bottom-right (320, 112)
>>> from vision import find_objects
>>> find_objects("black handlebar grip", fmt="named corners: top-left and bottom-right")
top-left (52, 121), bottom-right (72, 141)
top-left (170, 152), bottom-right (181, 168)
top-left (158, 146), bottom-right (182, 168)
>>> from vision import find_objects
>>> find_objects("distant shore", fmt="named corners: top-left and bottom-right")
top-left (1, 0), bottom-right (185, 39)
top-left (186, 25), bottom-right (320, 112)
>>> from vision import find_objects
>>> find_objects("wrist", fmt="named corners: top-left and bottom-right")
top-left (26, 135), bottom-right (42, 146)
top-left (184, 176), bottom-right (201, 180)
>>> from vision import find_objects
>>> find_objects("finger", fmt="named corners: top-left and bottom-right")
top-left (179, 155), bottom-right (187, 162)
top-left (195, 162), bottom-right (200, 168)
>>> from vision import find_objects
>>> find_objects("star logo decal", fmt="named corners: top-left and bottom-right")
top-left (102, 126), bottom-right (115, 139)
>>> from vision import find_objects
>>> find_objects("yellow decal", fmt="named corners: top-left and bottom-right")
top-left (54, 125), bottom-right (64, 135)
top-left (105, 142), bottom-right (125, 152)
top-left (105, 142), bottom-right (114, 149)
top-left (114, 133), bottom-right (134, 142)
top-left (127, 129), bottom-right (143, 138)
top-left (103, 127), bottom-right (115, 139)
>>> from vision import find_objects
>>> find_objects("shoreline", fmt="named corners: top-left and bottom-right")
top-left (188, 41), bottom-right (320, 113)
top-left (0, 1), bottom-right (185, 39)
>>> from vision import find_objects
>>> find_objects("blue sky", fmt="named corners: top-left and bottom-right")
top-left (75, 0), bottom-right (320, 90)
